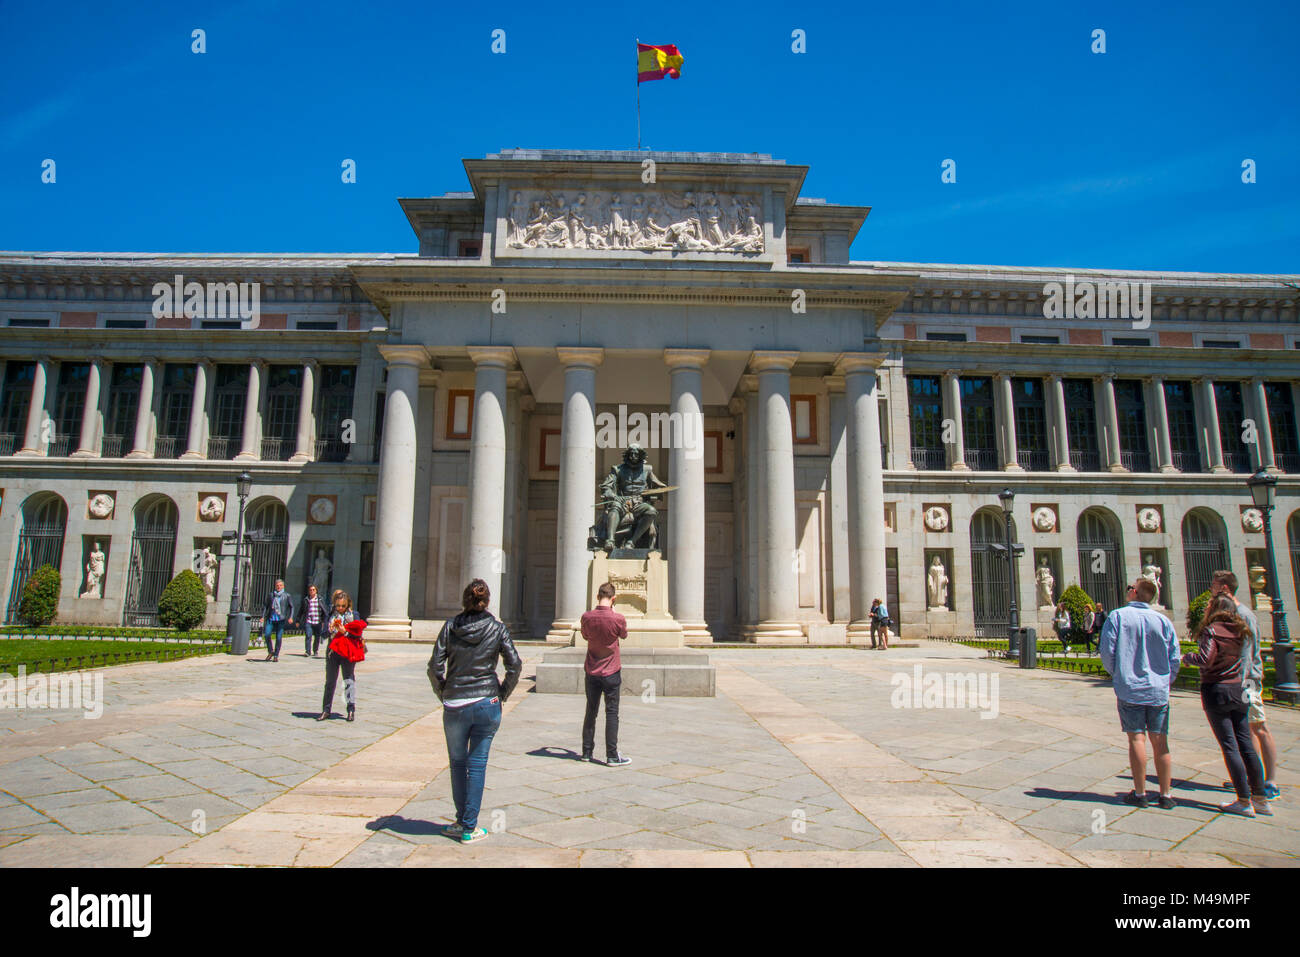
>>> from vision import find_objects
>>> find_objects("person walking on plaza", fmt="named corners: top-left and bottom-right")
top-left (870, 597), bottom-right (890, 650)
top-left (581, 582), bottom-right (631, 765)
top-left (429, 578), bottom-right (522, 844)
top-left (1100, 579), bottom-right (1181, 809)
top-left (263, 579), bottom-right (295, 662)
top-left (1184, 593), bottom-right (1271, 817)
top-left (319, 611), bottom-right (366, 722)
top-left (1084, 601), bottom-right (1106, 653)
top-left (301, 584), bottom-right (329, 657)
top-left (1210, 570), bottom-right (1280, 800)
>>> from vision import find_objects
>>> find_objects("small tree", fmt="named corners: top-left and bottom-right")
top-left (1187, 589), bottom-right (1213, 637)
top-left (18, 564), bottom-right (61, 626)
top-left (157, 569), bottom-right (207, 631)
top-left (1059, 583), bottom-right (1095, 649)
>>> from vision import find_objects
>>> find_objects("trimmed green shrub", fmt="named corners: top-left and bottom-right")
top-left (1059, 583), bottom-right (1096, 647)
top-left (157, 570), bottom-right (208, 631)
top-left (18, 564), bottom-right (61, 626)
top-left (1187, 589), bottom-right (1213, 636)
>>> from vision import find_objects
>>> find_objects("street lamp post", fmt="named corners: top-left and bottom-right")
top-left (225, 472), bottom-right (253, 653)
top-left (999, 487), bottom-right (1021, 656)
top-left (1248, 469), bottom-right (1297, 703)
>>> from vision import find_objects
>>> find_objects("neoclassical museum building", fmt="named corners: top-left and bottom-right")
top-left (1, 150), bottom-right (1297, 641)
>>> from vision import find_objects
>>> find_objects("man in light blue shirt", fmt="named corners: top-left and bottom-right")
top-left (1100, 577), bottom-right (1181, 809)
top-left (1211, 570), bottom-right (1279, 799)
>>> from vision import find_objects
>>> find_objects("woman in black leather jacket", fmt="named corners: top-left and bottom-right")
top-left (428, 578), bottom-right (522, 844)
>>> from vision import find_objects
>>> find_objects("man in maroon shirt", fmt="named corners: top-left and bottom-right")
top-left (580, 582), bottom-right (631, 766)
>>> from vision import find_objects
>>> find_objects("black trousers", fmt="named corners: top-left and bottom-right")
top-left (582, 670), bottom-right (621, 759)
top-left (305, 620), bottom-right (327, 655)
top-left (1202, 683), bottom-right (1265, 800)
top-left (322, 651), bottom-right (357, 713)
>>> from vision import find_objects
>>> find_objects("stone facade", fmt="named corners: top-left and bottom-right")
top-left (0, 150), bottom-right (1296, 641)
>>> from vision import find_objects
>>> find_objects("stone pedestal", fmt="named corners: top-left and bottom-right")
top-left (536, 647), bottom-right (715, 696)
top-left (579, 551), bottom-right (684, 647)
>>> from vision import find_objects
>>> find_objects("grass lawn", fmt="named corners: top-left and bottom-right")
top-left (0, 638), bottom-right (223, 675)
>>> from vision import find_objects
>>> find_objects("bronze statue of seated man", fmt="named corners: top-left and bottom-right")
top-left (587, 444), bottom-right (670, 552)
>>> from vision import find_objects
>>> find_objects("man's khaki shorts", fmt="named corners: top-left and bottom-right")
top-left (1246, 685), bottom-right (1267, 726)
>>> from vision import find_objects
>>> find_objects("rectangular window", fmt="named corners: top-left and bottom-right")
top-left (315, 365), bottom-right (356, 460)
top-left (52, 363), bottom-right (90, 456)
top-left (105, 319), bottom-right (148, 329)
top-left (1265, 382), bottom-right (1298, 471)
top-left (157, 364), bottom-right (195, 457)
top-left (1163, 380), bottom-right (1200, 473)
top-left (1215, 381), bottom-right (1250, 472)
top-left (1110, 336), bottom-right (1151, 347)
top-left (1063, 378), bottom-right (1100, 471)
top-left (787, 246), bottom-right (810, 264)
top-left (446, 389), bottom-right (474, 440)
top-left (791, 395), bottom-right (817, 444)
top-left (263, 365), bottom-right (302, 459)
top-left (105, 363), bottom-right (143, 452)
top-left (1113, 379), bottom-right (1151, 472)
top-left (1203, 339), bottom-right (1241, 349)
top-left (8, 318), bottom-right (50, 327)
top-left (458, 239), bottom-right (482, 257)
top-left (960, 376), bottom-right (996, 470)
top-left (538, 428), bottom-right (560, 472)
top-left (210, 364), bottom-right (248, 459)
top-left (1011, 377), bottom-right (1049, 471)
top-left (0, 361), bottom-right (35, 442)
top-left (1020, 334), bottom-right (1060, 344)
top-left (200, 320), bottom-right (241, 330)
top-left (907, 374), bottom-right (944, 470)
top-left (296, 320), bottom-right (338, 331)
top-left (925, 332), bottom-right (967, 342)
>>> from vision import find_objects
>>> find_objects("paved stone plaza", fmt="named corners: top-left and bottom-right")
top-left (1, 642), bottom-right (1297, 868)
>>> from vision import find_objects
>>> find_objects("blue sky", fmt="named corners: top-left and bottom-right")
top-left (1, 0), bottom-right (1297, 273)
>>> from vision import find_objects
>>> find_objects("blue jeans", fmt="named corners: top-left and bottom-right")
top-left (442, 697), bottom-right (502, 830)
top-left (264, 618), bottom-right (285, 656)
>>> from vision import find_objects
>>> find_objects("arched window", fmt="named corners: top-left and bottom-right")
top-left (5, 493), bottom-right (68, 623)
top-left (1289, 512), bottom-right (1300, 610)
top-left (1181, 509), bottom-right (1229, 603)
top-left (971, 508), bottom-right (1016, 636)
top-left (123, 495), bottom-right (179, 626)
top-left (1077, 508), bottom-right (1125, 611)
top-left (241, 498), bottom-right (289, 622)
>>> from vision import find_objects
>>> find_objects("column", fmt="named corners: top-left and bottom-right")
top-left (369, 345), bottom-right (429, 638)
top-left (1098, 374), bottom-right (1124, 472)
top-left (290, 360), bottom-right (317, 462)
top-left (16, 357), bottom-right (51, 456)
top-left (1198, 377), bottom-right (1227, 472)
top-left (464, 347), bottom-right (515, 608)
top-left (742, 377), bottom-right (760, 627)
top-left (126, 358), bottom-right (157, 458)
top-left (1147, 376), bottom-right (1176, 472)
top-left (235, 361), bottom-right (264, 461)
top-left (1047, 374), bottom-right (1074, 471)
top-left (825, 377), bottom-right (852, 627)
top-left (1249, 377), bottom-right (1277, 472)
top-left (996, 372), bottom-right (1022, 471)
top-left (548, 347), bottom-right (603, 642)
top-left (182, 360), bottom-right (211, 459)
top-left (665, 348), bottom-right (711, 641)
top-left (943, 370), bottom-right (967, 470)
top-left (749, 351), bottom-right (802, 640)
top-left (840, 355), bottom-right (888, 642)
top-left (72, 358), bottom-right (105, 457)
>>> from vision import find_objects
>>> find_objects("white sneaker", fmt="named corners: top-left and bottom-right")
top-left (1252, 797), bottom-right (1274, 816)
top-left (1219, 799), bottom-right (1257, 817)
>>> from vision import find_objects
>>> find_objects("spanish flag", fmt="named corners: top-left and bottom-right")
top-left (637, 43), bottom-right (684, 83)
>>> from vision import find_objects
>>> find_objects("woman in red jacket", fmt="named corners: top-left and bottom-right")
top-left (1184, 595), bottom-right (1270, 817)
top-left (318, 595), bottom-right (365, 722)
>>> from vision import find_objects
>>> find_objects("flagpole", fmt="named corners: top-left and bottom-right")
top-left (635, 38), bottom-right (641, 150)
